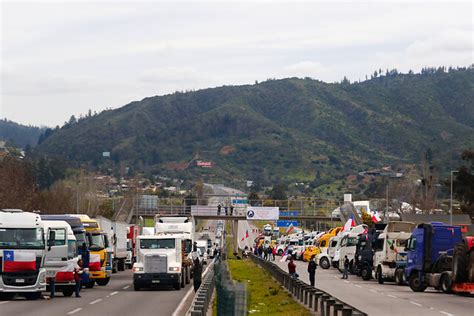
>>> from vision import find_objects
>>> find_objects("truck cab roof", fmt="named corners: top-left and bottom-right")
top-left (0, 210), bottom-right (43, 228)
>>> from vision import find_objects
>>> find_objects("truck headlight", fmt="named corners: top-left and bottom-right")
top-left (169, 267), bottom-right (180, 272)
top-left (133, 267), bottom-right (143, 272)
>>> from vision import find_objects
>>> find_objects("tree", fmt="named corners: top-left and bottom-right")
top-left (248, 191), bottom-right (260, 206)
top-left (0, 156), bottom-right (37, 210)
top-left (270, 184), bottom-right (287, 200)
top-left (453, 149), bottom-right (474, 217)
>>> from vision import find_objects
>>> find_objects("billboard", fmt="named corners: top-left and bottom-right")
top-left (246, 207), bottom-right (279, 220)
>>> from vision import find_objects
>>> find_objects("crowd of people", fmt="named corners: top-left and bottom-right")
top-left (254, 244), bottom-right (277, 261)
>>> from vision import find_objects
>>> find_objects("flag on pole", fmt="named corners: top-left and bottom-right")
top-left (343, 215), bottom-right (355, 231)
top-left (2, 250), bottom-right (36, 272)
top-left (245, 230), bottom-right (249, 238)
top-left (372, 213), bottom-right (381, 223)
top-left (286, 223), bottom-right (294, 234)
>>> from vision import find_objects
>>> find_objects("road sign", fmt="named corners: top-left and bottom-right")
top-left (246, 207), bottom-right (279, 220)
top-left (276, 220), bottom-right (299, 228)
top-left (232, 199), bottom-right (248, 205)
top-left (280, 211), bottom-right (299, 216)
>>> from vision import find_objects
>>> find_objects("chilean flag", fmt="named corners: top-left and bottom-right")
top-left (372, 213), bottom-right (381, 223)
top-left (343, 215), bottom-right (355, 231)
top-left (286, 224), bottom-right (295, 234)
top-left (2, 250), bottom-right (36, 272)
top-left (89, 254), bottom-right (101, 271)
top-left (56, 262), bottom-right (75, 282)
top-left (245, 230), bottom-right (249, 239)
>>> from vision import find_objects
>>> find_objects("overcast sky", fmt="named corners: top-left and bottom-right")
top-left (1, 0), bottom-right (472, 127)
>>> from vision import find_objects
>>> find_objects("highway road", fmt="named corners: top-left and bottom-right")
top-left (0, 270), bottom-right (192, 316)
top-left (274, 258), bottom-right (473, 316)
top-left (233, 219), bottom-right (473, 316)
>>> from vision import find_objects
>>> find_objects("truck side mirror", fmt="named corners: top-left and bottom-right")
top-left (104, 235), bottom-right (109, 248)
top-left (47, 230), bottom-right (56, 250)
top-left (82, 243), bottom-right (87, 253)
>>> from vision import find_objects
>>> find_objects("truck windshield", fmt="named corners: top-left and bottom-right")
top-left (198, 246), bottom-right (206, 255)
top-left (90, 233), bottom-right (105, 250)
top-left (0, 228), bottom-right (45, 249)
top-left (140, 239), bottom-right (175, 249)
top-left (75, 231), bottom-right (89, 248)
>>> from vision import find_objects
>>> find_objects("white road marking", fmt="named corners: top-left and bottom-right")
top-left (90, 298), bottom-right (103, 305)
top-left (67, 308), bottom-right (82, 315)
top-left (387, 294), bottom-right (397, 298)
top-left (123, 285), bottom-right (130, 290)
top-left (110, 291), bottom-right (118, 296)
top-left (369, 289), bottom-right (377, 293)
top-left (0, 301), bottom-right (10, 305)
top-left (343, 280), bottom-right (349, 284)
top-left (439, 312), bottom-right (453, 316)
top-left (354, 284), bottom-right (362, 288)
top-left (410, 301), bottom-right (422, 307)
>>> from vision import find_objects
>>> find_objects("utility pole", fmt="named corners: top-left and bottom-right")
top-left (450, 170), bottom-right (458, 226)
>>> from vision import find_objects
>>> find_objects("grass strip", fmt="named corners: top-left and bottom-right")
top-left (227, 259), bottom-right (311, 316)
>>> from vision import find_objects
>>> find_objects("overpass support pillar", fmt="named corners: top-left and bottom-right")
top-left (232, 219), bottom-right (239, 254)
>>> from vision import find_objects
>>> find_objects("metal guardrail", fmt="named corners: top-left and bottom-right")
top-left (250, 255), bottom-right (367, 316)
top-left (214, 259), bottom-right (247, 316)
top-left (187, 262), bottom-right (216, 316)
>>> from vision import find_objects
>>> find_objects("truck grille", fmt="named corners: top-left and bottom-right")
top-left (144, 255), bottom-right (167, 273)
top-left (2, 271), bottom-right (39, 286)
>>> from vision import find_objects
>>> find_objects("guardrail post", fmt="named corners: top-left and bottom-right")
top-left (320, 294), bottom-right (330, 316)
top-left (333, 302), bottom-right (344, 316)
top-left (326, 299), bottom-right (336, 316)
top-left (313, 292), bottom-right (323, 312)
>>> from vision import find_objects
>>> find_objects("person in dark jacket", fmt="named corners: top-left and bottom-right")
top-left (192, 257), bottom-right (203, 292)
top-left (288, 257), bottom-right (298, 278)
top-left (307, 255), bottom-right (317, 286)
top-left (74, 259), bottom-right (83, 298)
top-left (342, 255), bottom-right (349, 279)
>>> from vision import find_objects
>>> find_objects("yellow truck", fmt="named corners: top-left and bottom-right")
top-left (71, 215), bottom-right (111, 287)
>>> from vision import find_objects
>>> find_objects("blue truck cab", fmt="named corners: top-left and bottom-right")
top-left (41, 215), bottom-right (91, 285)
top-left (405, 222), bottom-right (462, 292)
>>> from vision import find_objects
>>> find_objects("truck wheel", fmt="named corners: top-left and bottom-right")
top-left (440, 273), bottom-right (453, 294)
top-left (133, 284), bottom-right (140, 291)
top-left (468, 250), bottom-right (474, 283)
top-left (86, 280), bottom-right (95, 288)
top-left (186, 267), bottom-right (191, 284)
top-left (181, 273), bottom-right (185, 288)
top-left (112, 261), bottom-right (118, 274)
top-left (319, 257), bottom-right (330, 269)
top-left (349, 261), bottom-right (355, 274)
top-left (119, 259), bottom-right (125, 271)
top-left (174, 281), bottom-right (181, 290)
top-left (332, 261), bottom-right (338, 268)
top-left (361, 267), bottom-right (371, 281)
top-left (24, 292), bottom-right (41, 300)
top-left (452, 242), bottom-right (468, 283)
top-left (62, 288), bottom-right (74, 297)
top-left (409, 273), bottom-right (427, 292)
top-left (377, 267), bottom-right (384, 284)
top-left (96, 277), bottom-right (110, 286)
top-left (395, 269), bottom-right (404, 285)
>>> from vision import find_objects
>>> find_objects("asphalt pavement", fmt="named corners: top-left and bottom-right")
top-left (274, 258), bottom-right (473, 316)
top-left (0, 269), bottom-right (192, 316)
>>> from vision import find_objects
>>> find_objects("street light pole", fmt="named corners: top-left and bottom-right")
top-left (450, 170), bottom-right (458, 226)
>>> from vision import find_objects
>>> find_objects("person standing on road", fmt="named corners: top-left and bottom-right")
top-left (288, 257), bottom-right (298, 278)
top-left (230, 205), bottom-right (234, 216)
top-left (224, 205), bottom-right (228, 216)
top-left (271, 246), bottom-right (276, 261)
top-left (192, 256), bottom-right (203, 292)
top-left (74, 259), bottom-right (83, 298)
top-left (217, 204), bottom-right (221, 216)
top-left (307, 255), bottom-right (317, 286)
top-left (342, 255), bottom-right (349, 279)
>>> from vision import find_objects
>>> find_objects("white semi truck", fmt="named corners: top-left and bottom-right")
top-left (338, 225), bottom-right (368, 272)
top-left (42, 220), bottom-right (79, 297)
top-left (373, 221), bottom-right (416, 284)
top-left (0, 210), bottom-right (55, 299)
top-left (132, 216), bottom-right (194, 291)
top-left (96, 216), bottom-right (128, 273)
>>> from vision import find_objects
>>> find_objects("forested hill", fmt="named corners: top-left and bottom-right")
top-left (35, 67), bottom-right (474, 183)
top-left (0, 119), bottom-right (45, 148)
